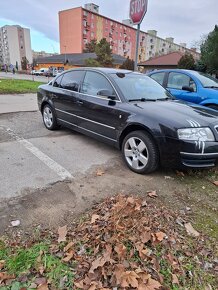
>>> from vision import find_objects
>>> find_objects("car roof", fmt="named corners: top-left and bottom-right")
top-left (65, 67), bottom-right (133, 75)
top-left (148, 69), bottom-right (198, 75)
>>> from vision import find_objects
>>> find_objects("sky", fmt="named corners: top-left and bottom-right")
top-left (0, 0), bottom-right (217, 53)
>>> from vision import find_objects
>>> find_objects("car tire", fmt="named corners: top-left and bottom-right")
top-left (42, 104), bottom-right (58, 130)
top-left (122, 130), bottom-right (159, 174)
top-left (206, 104), bottom-right (218, 111)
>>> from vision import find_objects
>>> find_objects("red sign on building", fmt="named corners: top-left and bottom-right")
top-left (129, 0), bottom-right (148, 25)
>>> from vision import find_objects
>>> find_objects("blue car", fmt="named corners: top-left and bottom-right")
top-left (148, 69), bottom-right (218, 110)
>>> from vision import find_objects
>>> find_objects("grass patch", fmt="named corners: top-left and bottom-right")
top-left (0, 79), bottom-right (45, 94)
top-left (0, 241), bottom-right (75, 289)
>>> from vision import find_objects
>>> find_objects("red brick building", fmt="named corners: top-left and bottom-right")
top-left (59, 3), bottom-right (200, 63)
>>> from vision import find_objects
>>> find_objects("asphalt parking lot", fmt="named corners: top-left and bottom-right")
top-left (0, 110), bottom-right (119, 200)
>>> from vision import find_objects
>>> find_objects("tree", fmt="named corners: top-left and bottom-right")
top-left (21, 57), bottom-right (29, 70)
top-left (83, 39), bottom-right (97, 53)
top-left (120, 56), bottom-right (135, 70)
top-left (200, 25), bottom-right (218, 75)
top-left (85, 58), bottom-right (100, 67)
top-left (178, 53), bottom-right (195, 70)
top-left (95, 38), bottom-right (113, 67)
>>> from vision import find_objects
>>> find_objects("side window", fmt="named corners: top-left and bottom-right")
top-left (81, 71), bottom-right (116, 98)
top-left (60, 71), bottom-right (85, 91)
top-left (53, 75), bottom-right (63, 88)
top-left (167, 72), bottom-right (196, 91)
top-left (150, 72), bottom-right (165, 86)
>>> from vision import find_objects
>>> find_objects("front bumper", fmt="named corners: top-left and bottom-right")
top-left (157, 137), bottom-right (218, 169)
top-left (180, 152), bottom-right (218, 167)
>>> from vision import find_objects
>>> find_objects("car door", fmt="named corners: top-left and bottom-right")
top-left (75, 71), bottom-right (124, 141)
top-left (51, 70), bottom-right (85, 125)
top-left (166, 72), bottom-right (201, 103)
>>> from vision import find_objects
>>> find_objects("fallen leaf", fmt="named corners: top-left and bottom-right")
top-left (96, 169), bottom-right (104, 176)
top-left (0, 272), bottom-right (15, 282)
top-left (115, 244), bottom-right (127, 259)
top-left (74, 280), bottom-right (84, 288)
top-left (145, 278), bottom-right (162, 290)
top-left (213, 181), bottom-right (218, 186)
top-left (91, 214), bottom-right (100, 224)
top-left (63, 250), bottom-right (74, 262)
top-left (155, 231), bottom-right (166, 242)
top-left (142, 199), bottom-right (148, 207)
top-left (172, 274), bottom-right (179, 285)
top-left (35, 277), bottom-right (47, 285)
top-left (64, 241), bottom-right (74, 252)
top-left (147, 191), bottom-right (158, 198)
top-left (0, 260), bottom-right (5, 270)
top-left (120, 271), bottom-right (139, 288)
top-left (184, 223), bottom-right (200, 237)
top-left (176, 170), bottom-right (185, 177)
top-left (141, 230), bottom-right (151, 243)
top-left (58, 225), bottom-right (67, 243)
top-left (37, 284), bottom-right (49, 290)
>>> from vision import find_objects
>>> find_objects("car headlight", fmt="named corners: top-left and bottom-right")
top-left (177, 127), bottom-right (215, 141)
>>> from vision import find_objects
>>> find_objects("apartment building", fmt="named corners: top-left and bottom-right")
top-left (0, 25), bottom-right (32, 69)
top-left (59, 3), bottom-right (199, 63)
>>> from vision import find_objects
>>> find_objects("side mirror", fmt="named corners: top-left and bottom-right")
top-left (182, 86), bottom-right (194, 92)
top-left (97, 89), bottom-right (116, 99)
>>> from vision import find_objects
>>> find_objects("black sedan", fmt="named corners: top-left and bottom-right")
top-left (37, 68), bottom-right (218, 174)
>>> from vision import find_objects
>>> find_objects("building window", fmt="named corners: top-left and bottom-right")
top-left (91, 23), bottom-right (94, 28)
top-left (91, 32), bottom-right (94, 38)
top-left (162, 48), bottom-right (165, 52)
top-left (150, 45), bottom-right (154, 49)
top-left (150, 39), bottom-right (153, 43)
top-left (120, 32), bottom-right (122, 37)
top-left (21, 46), bottom-right (23, 49)
top-left (91, 14), bottom-right (94, 19)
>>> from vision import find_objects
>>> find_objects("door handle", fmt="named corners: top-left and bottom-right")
top-left (77, 100), bottom-right (84, 105)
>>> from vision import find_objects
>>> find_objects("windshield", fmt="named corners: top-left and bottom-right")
top-left (110, 72), bottom-right (172, 101)
top-left (190, 71), bottom-right (218, 87)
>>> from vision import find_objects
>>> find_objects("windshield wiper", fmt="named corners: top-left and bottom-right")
top-left (204, 86), bottom-right (218, 88)
top-left (128, 98), bottom-right (157, 102)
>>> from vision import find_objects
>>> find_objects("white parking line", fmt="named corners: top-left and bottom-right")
top-left (6, 128), bottom-right (73, 180)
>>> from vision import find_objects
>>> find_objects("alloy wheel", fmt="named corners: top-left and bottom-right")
top-left (43, 106), bottom-right (53, 128)
top-left (124, 137), bottom-right (148, 170)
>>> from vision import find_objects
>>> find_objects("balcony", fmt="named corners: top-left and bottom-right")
top-left (109, 32), bottom-right (113, 38)
top-left (124, 36), bottom-right (128, 42)
top-left (85, 24), bottom-right (90, 31)
top-left (83, 34), bottom-right (87, 39)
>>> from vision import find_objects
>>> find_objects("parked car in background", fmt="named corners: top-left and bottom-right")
top-left (148, 69), bottom-right (218, 110)
top-left (32, 68), bottom-right (49, 76)
top-left (37, 68), bottom-right (218, 174)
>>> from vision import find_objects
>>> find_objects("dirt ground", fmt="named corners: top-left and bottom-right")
top-left (0, 158), bottom-right (217, 243)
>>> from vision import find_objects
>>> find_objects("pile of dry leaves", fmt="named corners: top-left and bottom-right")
top-left (1, 194), bottom-right (217, 289)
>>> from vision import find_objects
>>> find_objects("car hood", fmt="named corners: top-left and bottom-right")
top-left (129, 100), bottom-right (218, 128)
